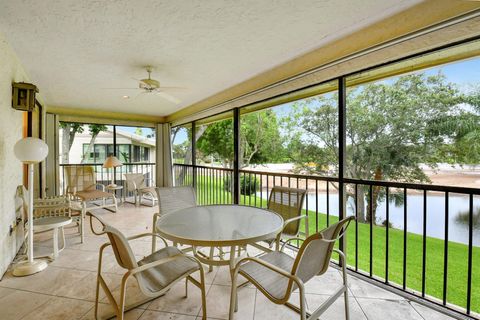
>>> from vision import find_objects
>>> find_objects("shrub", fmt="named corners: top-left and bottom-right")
top-left (223, 174), bottom-right (259, 196)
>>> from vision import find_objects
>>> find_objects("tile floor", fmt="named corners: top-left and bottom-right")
top-left (0, 203), bottom-right (456, 320)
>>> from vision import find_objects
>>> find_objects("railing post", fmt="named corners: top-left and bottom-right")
top-left (113, 125), bottom-right (117, 185)
top-left (338, 77), bottom-right (346, 256)
top-left (191, 121), bottom-right (197, 189)
top-left (233, 108), bottom-right (240, 204)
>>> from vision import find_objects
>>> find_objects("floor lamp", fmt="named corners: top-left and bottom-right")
top-left (103, 155), bottom-right (123, 187)
top-left (13, 137), bottom-right (49, 276)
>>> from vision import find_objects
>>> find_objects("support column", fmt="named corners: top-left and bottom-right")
top-left (192, 122), bottom-right (197, 189)
top-left (338, 77), bottom-right (347, 253)
top-left (233, 108), bottom-right (240, 204)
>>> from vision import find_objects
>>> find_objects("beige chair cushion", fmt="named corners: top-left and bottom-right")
top-left (239, 251), bottom-right (294, 300)
top-left (137, 246), bottom-right (199, 294)
top-left (139, 187), bottom-right (157, 195)
top-left (75, 190), bottom-right (114, 201)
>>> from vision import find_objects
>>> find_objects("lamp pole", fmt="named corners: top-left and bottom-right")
top-left (27, 163), bottom-right (35, 264)
top-left (13, 137), bottom-right (49, 276)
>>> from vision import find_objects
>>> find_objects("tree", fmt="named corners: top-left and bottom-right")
top-left (195, 110), bottom-right (285, 168)
top-left (59, 122), bottom-right (84, 163)
top-left (146, 128), bottom-right (155, 138)
top-left (428, 87), bottom-right (480, 164)
top-left (287, 72), bottom-right (470, 223)
top-left (81, 124), bottom-right (108, 163)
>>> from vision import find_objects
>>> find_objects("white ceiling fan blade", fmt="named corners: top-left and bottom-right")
top-left (157, 86), bottom-right (187, 91)
top-left (133, 91), bottom-right (147, 99)
top-left (102, 87), bottom-right (140, 90)
top-left (156, 91), bottom-right (181, 104)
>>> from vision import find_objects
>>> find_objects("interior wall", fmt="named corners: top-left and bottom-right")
top-left (0, 32), bottom-right (32, 277)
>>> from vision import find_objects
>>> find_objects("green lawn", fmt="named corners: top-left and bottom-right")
top-left (188, 174), bottom-right (480, 313)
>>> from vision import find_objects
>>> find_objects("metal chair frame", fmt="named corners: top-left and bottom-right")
top-left (88, 213), bottom-right (207, 320)
top-left (152, 186), bottom-right (227, 272)
top-left (124, 173), bottom-right (157, 207)
top-left (229, 216), bottom-right (354, 320)
top-left (266, 186), bottom-right (309, 250)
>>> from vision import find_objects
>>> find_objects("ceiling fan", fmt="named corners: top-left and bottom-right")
top-left (104, 66), bottom-right (183, 104)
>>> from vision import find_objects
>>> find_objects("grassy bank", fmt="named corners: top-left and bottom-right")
top-left (192, 174), bottom-right (480, 313)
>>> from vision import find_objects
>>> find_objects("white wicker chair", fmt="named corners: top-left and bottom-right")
top-left (64, 165), bottom-right (117, 243)
top-left (124, 173), bottom-right (157, 207)
top-left (229, 216), bottom-right (354, 320)
top-left (32, 196), bottom-right (75, 258)
top-left (88, 211), bottom-right (207, 320)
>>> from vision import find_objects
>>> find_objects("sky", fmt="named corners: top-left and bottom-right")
top-left (117, 126), bottom-right (155, 136)
top-left (171, 56), bottom-right (480, 145)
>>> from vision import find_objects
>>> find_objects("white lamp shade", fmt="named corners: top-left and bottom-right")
top-left (14, 137), bottom-right (49, 164)
top-left (103, 156), bottom-right (123, 168)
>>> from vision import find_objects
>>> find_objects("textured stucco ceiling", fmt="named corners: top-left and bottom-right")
top-left (0, 0), bottom-right (422, 117)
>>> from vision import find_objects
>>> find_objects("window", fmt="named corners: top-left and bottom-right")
top-left (59, 122), bottom-right (113, 165)
top-left (236, 81), bottom-right (339, 176)
top-left (115, 126), bottom-right (156, 163)
top-left (172, 124), bottom-right (192, 164)
top-left (195, 111), bottom-right (234, 168)
top-left (116, 144), bottom-right (131, 163)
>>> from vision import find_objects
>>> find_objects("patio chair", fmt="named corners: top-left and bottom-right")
top-left (229, 216), bottom-right (355, 320)
top-left (88, 211), bottom-right (207, 320)
top-left (32, 196), bottom-right (75, 259)
top-left (152, 186), bottom-right (197, 252)
top-left (124, 173), bottom-right (157, 207)
top-left (64, 165), bottom-right (117, 243)
top-left (152, 186), bottom-right (220, 272)
top-left (265, 186), bottom-right (308, 250)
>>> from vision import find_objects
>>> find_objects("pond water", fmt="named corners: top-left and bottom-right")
top-left (258, 191), bottom-right (480, 246)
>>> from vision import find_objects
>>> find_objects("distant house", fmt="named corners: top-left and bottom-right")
top-left (64, 127), bottom-right (156, 164)
top-left (58, 127), bottom-right (156, 190)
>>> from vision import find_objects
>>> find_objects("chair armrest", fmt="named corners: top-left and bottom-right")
top-left (128, 253), bottom-right (185, 275)
top-left (126, 180), bottom-right (138, 191)
top-left (283, 215), bottom-right (307, 229)
top-left (280, 237), bottom-right (304, 252)
top-left (319, 218), bottom-right (354, 244)
top-left (235, 256), bottom-right (295, 280)
top-left (127, 232), bottom-right (168, 247)
top-left (145, 178), bottom-right (155, 187)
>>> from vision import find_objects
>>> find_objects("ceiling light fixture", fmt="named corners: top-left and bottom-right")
top-left (122, 95), bottom-right (130, 99)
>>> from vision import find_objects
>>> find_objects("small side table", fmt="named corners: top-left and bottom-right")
top-left (106, 185), bottom-right (124, 204)
top-left (33, 216), bottom-right (72, 259)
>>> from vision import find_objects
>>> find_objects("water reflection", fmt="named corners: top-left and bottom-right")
top-left (455, 207), bottom-right (480, 230)
top-left (257, 191), bottom-right (480, 246)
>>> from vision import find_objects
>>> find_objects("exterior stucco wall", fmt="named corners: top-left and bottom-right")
top-left (0, 32), bottom-right (31, 277)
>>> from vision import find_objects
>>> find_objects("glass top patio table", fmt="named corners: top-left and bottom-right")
top-left (155, 204), bottom-right (284, 247)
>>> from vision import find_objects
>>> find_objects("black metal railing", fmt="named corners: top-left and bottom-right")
top-left (173, 162), bottom-right (480, 318)
top-left (59, 162), bottom-right (156, 196)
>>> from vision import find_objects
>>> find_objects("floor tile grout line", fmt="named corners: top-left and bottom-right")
top-left (351, 292), bottom-right (370, 320)
top-left (78, 304), bottom-right (96, 320)
top-left (252, 288), bottom-right (258, 320)
top-left (409, 301), bottom-right (428, 320)
top-left (17, 295), bottom-right (53, 320)
top-left (136, 307), bottom-right (148, 320)
top-left (0, 284), bottom-right (127, 307)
